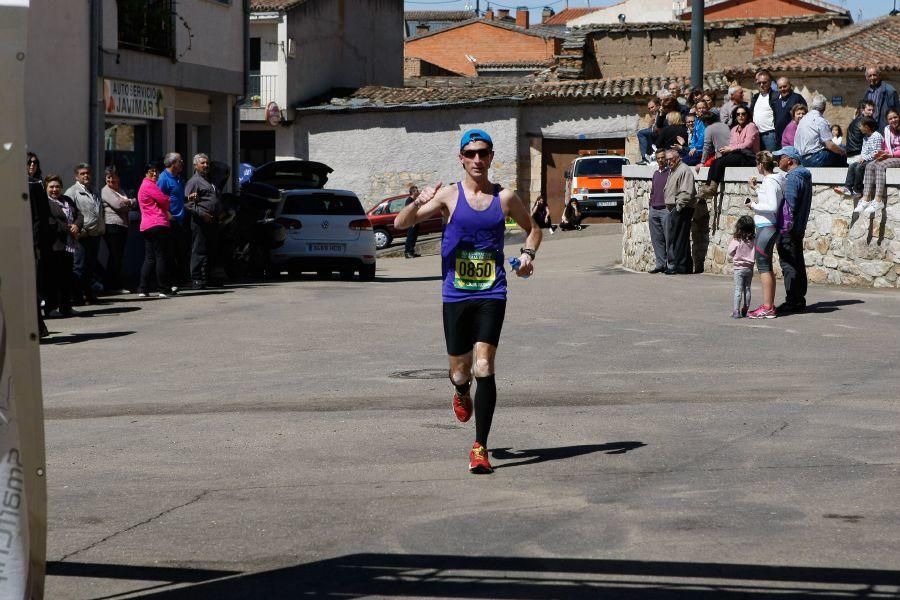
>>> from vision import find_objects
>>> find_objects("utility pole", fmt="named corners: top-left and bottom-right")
top-left (690, 0), bottom-right (704, 87)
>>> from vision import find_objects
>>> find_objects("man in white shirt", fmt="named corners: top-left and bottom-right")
top-left (751, 69), bottom-right (777, 151)
top-left (794, 95), bottom-right (847, 168)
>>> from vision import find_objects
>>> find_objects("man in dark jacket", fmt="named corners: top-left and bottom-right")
top-left (184, 153), bottom-right (222, 289)
top-left (403, 185), bottom-right (421, 258)
top-left (863, 67), bottom-right (899, 131)
top-left (772, 77), bottom-right (807, 148)
top-left (774, 146), bottom-right (813, 313)
top-left (27, 153), bottom-right (50, 337)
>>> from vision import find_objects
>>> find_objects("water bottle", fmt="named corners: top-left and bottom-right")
top-left (508, 257), bottom-right (530, 279)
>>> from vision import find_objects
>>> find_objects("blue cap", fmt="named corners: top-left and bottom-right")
top-left (774, 146), bottom-right (801, 161)
top-left (460, 129), bottom-right (493, 150)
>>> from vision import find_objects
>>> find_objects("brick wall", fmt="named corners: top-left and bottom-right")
top-left (589, 19), bottom-right (845, 78)
top-left (405, 22), bottom-right (559, 76)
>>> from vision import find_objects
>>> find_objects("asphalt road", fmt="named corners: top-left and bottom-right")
top-left (40, 224), bottom-right (900, 599)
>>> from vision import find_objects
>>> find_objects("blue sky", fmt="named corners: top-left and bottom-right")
top-left (404, 0), bottom-right (890, 23)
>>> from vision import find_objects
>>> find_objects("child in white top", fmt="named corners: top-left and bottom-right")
top-left (835, 116), bottom-right (883, 200)
top-left (728, 215), bottom-right (756, 318)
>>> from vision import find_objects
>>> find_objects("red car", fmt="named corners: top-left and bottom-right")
top-left (367, 194), bottom-right (443, 250)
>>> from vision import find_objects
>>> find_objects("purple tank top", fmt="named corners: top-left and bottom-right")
top-left (441, 183), bottom-right (507, 303)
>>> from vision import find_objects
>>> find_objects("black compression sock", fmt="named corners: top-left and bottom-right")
top-left (474, 374), bottom-right (497, 447)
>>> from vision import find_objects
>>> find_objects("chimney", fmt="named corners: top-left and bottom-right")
top-left (497, 8), bottom-right (510, 19)
top-left (516, 6), bottom-right (530, 29)
top-left (542, 6), bottom-right (555, 23)
top-left (415, 23), bottom-right (430, 35)
top-left (484, 9), bottom-right (493, 20)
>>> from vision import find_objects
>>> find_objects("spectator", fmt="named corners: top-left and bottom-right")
top-left (668, 81), bottom-right (688, 111)
top-left (795, 95), bottom-right (846, 167)
top-left (637, 99), bottom-right (660, 163)
top-left (863, 66), bottom-right (899, 131)
top-left (137, 163), bottom-right (175, 298)
top-left (697, 113), bottom-right (731, 199)
top-left (846, 100), bottom-right (876, 160)
top-left (530, 194), bottom-right (553, 232)
top-left (184, 153), bottom-right (222, 289)
top-left (746, 151), bottom-right (785, 320)
top-left (772, 77), bottom-right (807, 147)
top-left (559, 198), bottom-right (583, 231)
top-left (720, 86), bottom-right (747, 127)
top-left (780, 103), bottom-right (807, 148)
top-left (27, 153), bottom-right (50, 337)
top-left (702, 91), bottom-right (719, 119)
top-left (727, 215), bottom-right (756, 318)
top-left (403, 185), bottom-right (422, 258)
top-left (157, 153), bottom-right (190, 284)
top-left (707, 107), bottom-right (760, 186)
top-left (663, 149), bottom-right (696, 274)
top-left (100, 165), bottom-right (136, 293)
top-left (836, 117), bottom-right (882, 201)
top-left (66, 163), bottom-right (105, 304)
top-left (774, 146), bottom-right (813, 314)
top-left (687, 88), bottom-right (703, 108)
top-left (751, 69), bottom-right (778, 151)
top-left (857, 108), bottom-right (900, 217)
top-left (684, 101), bottom-right (707, 166)
top-left (44, 175), bottom-right (82, 317)
top-left (655, 111), bottom-right (688, 152)
top-left (831, 125), bottom-right (844, 146)
top-left (647, 149), bottom-right (670, 274)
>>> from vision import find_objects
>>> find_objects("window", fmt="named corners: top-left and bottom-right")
top-left (282, 194), bottom-right (364, 216)
top-left (573, 158), bottom-right (626, 177)
top-left (388, 198), bottom-right (408, 213)
top-left (117, 0), bottom-right (175, 58)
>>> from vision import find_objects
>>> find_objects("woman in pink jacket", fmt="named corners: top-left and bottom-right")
top-left (858, 109), bottom-right (900, 216)
top-left (137, 163), bottom-right (176, 298)
top-left (707, 106), bottom-right (761, 185)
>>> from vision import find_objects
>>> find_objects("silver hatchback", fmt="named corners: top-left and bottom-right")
top-left (271, 189), bottom-right (377, 280)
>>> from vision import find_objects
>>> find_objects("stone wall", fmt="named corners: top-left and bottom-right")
top-left (622, 165), bottom-right (900, 288)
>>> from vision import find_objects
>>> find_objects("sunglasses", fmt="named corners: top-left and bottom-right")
top-left (462, 149), bottom-right (491, 159)
top-left (27, 160), bottom-right (38, 165)
top-left (736, 112), bottom-right (749, 117)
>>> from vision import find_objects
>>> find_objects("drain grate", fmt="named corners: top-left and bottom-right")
top-left (390, 368), bottom-right (447, 380)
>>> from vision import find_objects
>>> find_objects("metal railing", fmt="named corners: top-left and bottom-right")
top-left (245, 74), bottom-right (278, 107)
top-left (117, 0), bottom-right (175, 58)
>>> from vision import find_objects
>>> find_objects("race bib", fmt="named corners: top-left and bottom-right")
top-left (453, 249), bottom-right (497, 291)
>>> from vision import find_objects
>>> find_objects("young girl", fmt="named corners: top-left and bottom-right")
top-left (728, 215), bottom-right (756, 318)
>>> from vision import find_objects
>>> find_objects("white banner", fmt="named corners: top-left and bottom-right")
top-left (0, 301), bottom-right (29, 599)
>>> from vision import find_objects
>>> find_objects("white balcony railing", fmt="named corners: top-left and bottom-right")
top-left (246, 74), bottom-right (277, 106)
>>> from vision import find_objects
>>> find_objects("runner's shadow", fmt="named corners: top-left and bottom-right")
top-left (491, 441), bottom-right (646, 469)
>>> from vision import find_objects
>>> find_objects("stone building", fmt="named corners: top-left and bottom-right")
top-left (286, 74), bottom-right (729, 220)
top-left (726, 14), bottom-right (900, 132)
top-left (241, 0), bottom-right (403, 165)
top-left (561, 13), bottom-right (852, 80)
top-left (26, 0), bottom-right (246, 192)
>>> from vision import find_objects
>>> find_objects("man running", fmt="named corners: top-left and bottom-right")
top-left (394, 129), bottom-right (542, 474)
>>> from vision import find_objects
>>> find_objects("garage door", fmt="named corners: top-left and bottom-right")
top-left (541, 137), bottom-right (625, 222)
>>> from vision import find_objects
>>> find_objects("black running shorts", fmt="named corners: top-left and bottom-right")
top-left (442, 299), bottom-right (507, 356)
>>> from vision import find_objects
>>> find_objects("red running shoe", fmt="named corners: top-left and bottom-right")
top-left (453, 391), bottom-right (473, 422)
top-left (469, 442), bottom-right (493, 474)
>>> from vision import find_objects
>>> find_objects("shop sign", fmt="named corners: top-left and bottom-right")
top-left (104, 79), bottom-right (164, 120)
top-left (266, 101), bottom-right (282, 126)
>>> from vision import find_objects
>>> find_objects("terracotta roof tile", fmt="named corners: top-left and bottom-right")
top-left (297, 73), bottom-right (730, 112)
top-left (406, 17), bottom-right (565, 42)
top-left (541, 8), bottom-right (597, 26)
top-left (249, 0), bottom-right (307, 11)
top-left (727, 15), bottom-right (900, 74)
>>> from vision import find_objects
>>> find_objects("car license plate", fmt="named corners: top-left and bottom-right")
top-left (597, 201), bottom-right (618, 207)
top-left (309, 243), bottom-right (345, 252)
